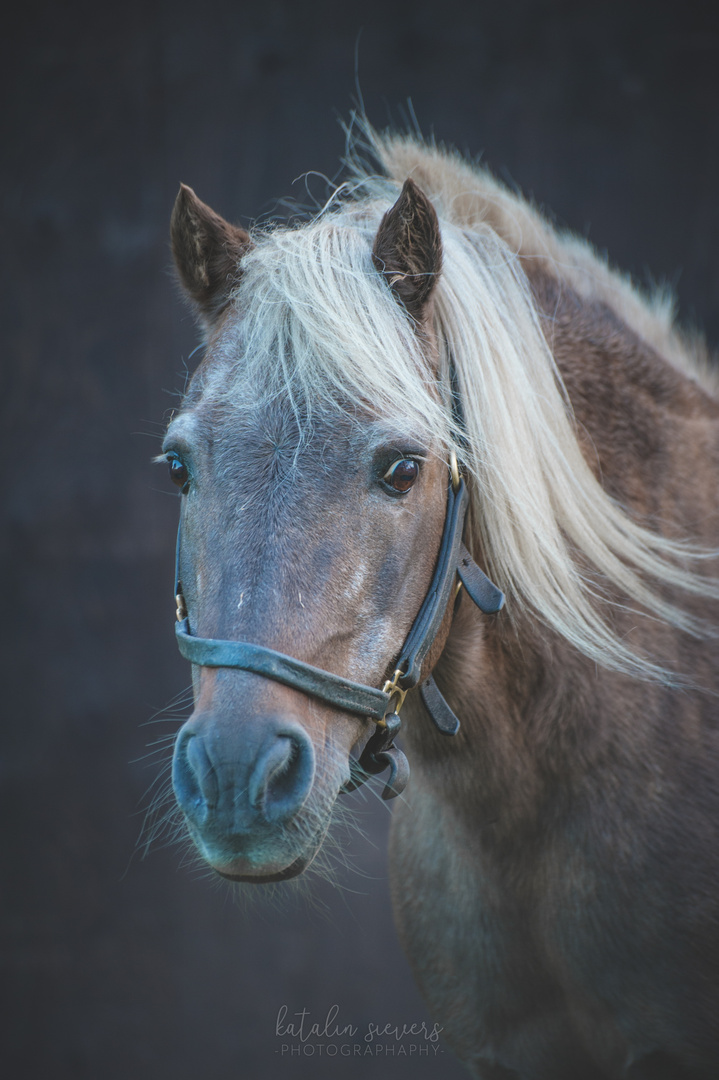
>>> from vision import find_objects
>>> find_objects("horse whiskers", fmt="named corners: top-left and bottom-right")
top-left (132, 687), bottom-right (198, 861)
top-left (140, 686), bottom-right (195, 726)
top-left (129, 736), bottom-right (179, 766)
top-left (134, 760), bottom-right (183, 858)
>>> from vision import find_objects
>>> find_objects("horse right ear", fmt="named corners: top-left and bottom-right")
top-left (170, 184), bottom-right (252, 327)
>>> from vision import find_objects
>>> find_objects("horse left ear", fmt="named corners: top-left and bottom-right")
top-left (372, 178), bottom-right (442, 322)
top-left (171, 184), bottom-right (252, 327)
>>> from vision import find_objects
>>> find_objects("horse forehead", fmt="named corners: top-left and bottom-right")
top-left (209, 407), bottom-right (362, 480)
top-left (175, 407), bottom-right (371, 557)
top-left (175, 385), bottom-right (437, 533)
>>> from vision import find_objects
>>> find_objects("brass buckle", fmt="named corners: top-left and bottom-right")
top-left (382, 667), bottom-right (408, 721)
top-left (449, 448), bottom-right (461, 493)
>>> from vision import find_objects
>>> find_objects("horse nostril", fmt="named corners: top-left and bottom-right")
top-left (172, 728), bottom-right (217, 827)
top-left (249, 729), bottom-right (315, 824)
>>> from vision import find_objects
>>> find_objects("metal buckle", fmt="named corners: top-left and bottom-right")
top-left (175, 593), bottom-right (187, 622)
top-left (382, 667), bottom-right (408, 719)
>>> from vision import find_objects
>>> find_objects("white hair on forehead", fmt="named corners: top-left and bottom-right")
top-left (202, 125), bottom-right (719, 680)
top-left (220, 208), bottom-right (452, 449)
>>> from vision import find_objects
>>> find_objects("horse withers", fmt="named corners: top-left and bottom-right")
top-left (161, 127), bottom-right (719, 1078)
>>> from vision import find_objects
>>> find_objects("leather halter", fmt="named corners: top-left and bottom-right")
top-left (173, 455), bottom-right (504, 799)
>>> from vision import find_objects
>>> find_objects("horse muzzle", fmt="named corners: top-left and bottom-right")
top-left (172, 710), bottom-right (321, 877)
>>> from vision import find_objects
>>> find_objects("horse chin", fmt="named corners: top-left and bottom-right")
top-left (214, 852), bottom-right (313, 884)
top-left (196, 813), bottom-right (332, 885)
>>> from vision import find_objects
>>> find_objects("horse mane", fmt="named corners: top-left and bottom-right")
top-left (215, 122), bottom-right (719, 680)
top-left (353, 124), bottom-right (719, 399)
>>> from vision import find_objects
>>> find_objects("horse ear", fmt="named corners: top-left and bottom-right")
top-left (372, 178), bottom-right (442, 322)
top-left (170, 184), bottom-right (252, 326)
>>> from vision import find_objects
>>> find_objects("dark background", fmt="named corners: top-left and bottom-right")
top-left (3, 1), bottom-right (718, 1077)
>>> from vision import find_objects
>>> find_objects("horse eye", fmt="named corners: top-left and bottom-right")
top-left (384, 458), bottom-right (419, 493)
top-left (167, 454), bottom-right (189, 492)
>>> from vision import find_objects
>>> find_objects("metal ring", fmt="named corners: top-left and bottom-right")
top-left (449, 449), bottom-right (461, 492)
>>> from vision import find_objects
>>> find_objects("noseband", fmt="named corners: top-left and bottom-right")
top-left (173, 454), bottom-right (504, 799)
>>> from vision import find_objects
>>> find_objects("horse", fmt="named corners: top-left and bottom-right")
top-left (161, 123), bottom-right (719, 1079)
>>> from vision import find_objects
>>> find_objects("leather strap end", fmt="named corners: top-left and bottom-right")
top-left (457, 543), bottom-right (504, 614)
top-left (419, 675), bottom-right (461, 736)
top-left (379, 747), bottom-right (410, 799)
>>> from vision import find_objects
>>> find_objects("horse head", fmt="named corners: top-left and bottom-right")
top-left (165, 179), bottom-right (456, 882)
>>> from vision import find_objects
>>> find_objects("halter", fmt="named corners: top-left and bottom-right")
top-left (173, 452), bottom-right (504, 799)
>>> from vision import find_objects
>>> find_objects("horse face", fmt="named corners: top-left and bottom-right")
top-left (164, 384), bottom-right (447, 881)
top-left (166, 176), bottom-right (445, 881)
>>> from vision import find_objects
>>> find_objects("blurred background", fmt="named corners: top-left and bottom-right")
top-left (2, 1), bottom-right (718, 1077)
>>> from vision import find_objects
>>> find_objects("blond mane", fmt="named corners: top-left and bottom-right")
top-left (356, 125), bottom-right (719, 398)
top-left (214, 123), bottom-right (718, 679)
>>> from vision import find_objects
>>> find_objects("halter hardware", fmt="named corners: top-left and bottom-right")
top-left (172, 453), bottom-right (504, 799)
top-left (382, 668), bottom-right (409, 718)
top-left (449, 448), bottom-right (461, 493)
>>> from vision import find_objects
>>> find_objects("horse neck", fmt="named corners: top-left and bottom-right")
top-left (528, 265), bottom-right (719, 520)
top-left (408, 266), bottom-right (719, 834)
